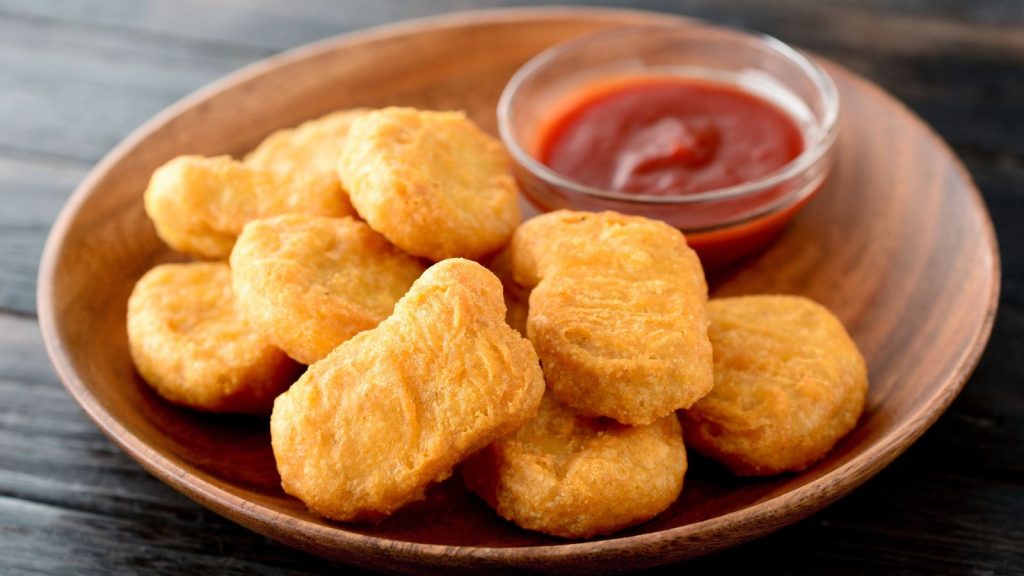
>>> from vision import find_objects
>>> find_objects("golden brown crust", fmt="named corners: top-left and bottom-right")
top-left (462, 393), bottom-right (686, 538)
top-left (144, 155), bottom-right (352, 259)
top-left (270, 259), bottom-right (545, 522)
top-left (338, 107), bottom-right (520, 261)
top-left (126, 262), bottom-right (299, 414)
top-left (483, 245), bottom-right (529, 337)
top-left (682, 295), bottom-right (869, 476)
top-left (244, 108), bottom-right (369, 215)
top-left (244, 108), bottom-right (370, 176)
top-left (230, 214), bottom-right (425, 364)
top-left (511, 210), bottom-right (713, 425)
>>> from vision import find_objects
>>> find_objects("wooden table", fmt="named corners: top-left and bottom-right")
top-left (2, 1), bottom-right (1021, 574)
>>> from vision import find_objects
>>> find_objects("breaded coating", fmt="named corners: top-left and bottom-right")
top-left (339, 107), bottom-right (520, 261)
top-left (144, 155), bottom-right (352, 259)
top-left (682, 296), bottom-right (868, 476)
top-left (245, 108), bottom-right (369, 176)
top-left (484, 245), bottom-right (529, 336)
top-left (127, 262), bottom-right (298, 414)
top-left (230, 214), bottom-right (425, 364)
top-left (270, 259), bottom-right (545, 522)
top-left (462, 393), bottom-right (686, 538)
top-left (244, 108), bottom-right (369, 214)
top-left (511, 210), bottom-right (713, 425)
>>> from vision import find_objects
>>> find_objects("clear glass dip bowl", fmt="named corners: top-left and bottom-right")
top-left (498, 24), bottom-right (839, 268)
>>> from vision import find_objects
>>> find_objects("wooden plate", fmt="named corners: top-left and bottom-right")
top-left (37, 8), bottom-right (999, 574)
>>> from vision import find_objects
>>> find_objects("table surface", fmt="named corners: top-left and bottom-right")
top-left (2, 1), bottom-right (1022, 574)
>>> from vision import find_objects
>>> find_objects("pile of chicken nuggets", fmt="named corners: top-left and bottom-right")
top-left (127, 106), bottom-right (869, 539)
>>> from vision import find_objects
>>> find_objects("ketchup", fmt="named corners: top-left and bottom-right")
top-left (537, 76), bottom-right (804, 197)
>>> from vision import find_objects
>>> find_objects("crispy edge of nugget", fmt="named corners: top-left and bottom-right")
top-left (338, 107), bottom-right (521, 261)
top-left (230, 214), bottom-right (425, 364)
top-left (682, 295), bottom-right (869, 476)
top-left (270, 258), bottom-right (545, 522)
top-left (143, 155), bottom-right (351, 259)
top-left (244, 108), bottom-right (370, 175)
top-left (511, 210), bottom-right (713, 425)
top-left (483, 245), bottom-right (529, 337)
top-left (462, 393), bottom-right (686, 538)
top-left (126, 262), bottom-right (299, 414)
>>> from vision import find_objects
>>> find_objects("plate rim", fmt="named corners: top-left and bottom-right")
top-left (36, 5), bottom-right (1001, 567)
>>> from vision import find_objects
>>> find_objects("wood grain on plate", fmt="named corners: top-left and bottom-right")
top-left (36, 8), bottom-right (999, 574)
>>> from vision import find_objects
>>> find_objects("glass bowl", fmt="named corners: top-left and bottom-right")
top-left (498, 24), bottom-right (840, 267)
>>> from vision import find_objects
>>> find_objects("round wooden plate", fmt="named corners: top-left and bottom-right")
top-left (38, 8), bottom-right (999, 574)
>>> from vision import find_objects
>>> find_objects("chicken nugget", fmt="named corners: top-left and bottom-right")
top-left (144, 155), bottom-right (352, 259)
top-left (127, 262), bottom-right (299, 414)
top-left (339, 107), bottom-right (520, 261)
top-left (245, 108), bottom-right (369, 176)
top-left (462, 393), bottom-right (686, 538)
top-left (230, 214), bottom-right (425, 364)
top-left (682, 295), bottom-right (868, 476)
top-left (511, 210), bottom-right (713, 425)
top-left (270, 258), bottom-right (545, 522)
top-left (244, 108), bottom-right (369, 214)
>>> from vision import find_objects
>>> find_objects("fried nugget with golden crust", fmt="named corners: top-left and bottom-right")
top-left (462, 393), bottom-right (686, 538)
top-left (270, 258), bottom-right (545, 522)
top-left (244, 108), bottom-right (369, 214)
top-left (127, 262), bottom-right (299, 414)
top-left (339, 107), bottom-right (520, 261)
top-left (682, 295), bottom-right (868, 476)
top-left (230, 214), bottom-right (425, 364)
top-left (245, 108), bottom-right (369, 176)
top-left (511, 210), bottom-right (713, 425)
top-left (144, 155), bottom-right (352, 259)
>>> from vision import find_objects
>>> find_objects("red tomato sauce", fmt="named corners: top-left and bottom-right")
top-left (537, 76), bottom-right (804, 196)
